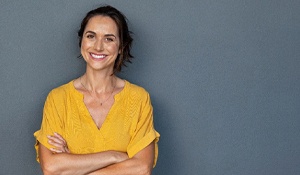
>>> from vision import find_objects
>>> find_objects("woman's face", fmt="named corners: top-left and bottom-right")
top-left (81, 15), bottom-right (120, 73)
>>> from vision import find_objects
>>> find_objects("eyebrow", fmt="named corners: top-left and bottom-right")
top-left (84, 31), bottom-right (117, 38)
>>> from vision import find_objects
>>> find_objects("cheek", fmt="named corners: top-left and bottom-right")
top-left (80, 40), bottom-right (93, 57)
top-left (107, 43), bottom-right (120, 53)
top-left (80, 41), bottom-right (91, 61)
top-left (81, 39), bottom-right (93, 49)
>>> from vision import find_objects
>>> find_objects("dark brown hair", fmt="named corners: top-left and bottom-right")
top-left (78, 5), bottom-right (133, 73)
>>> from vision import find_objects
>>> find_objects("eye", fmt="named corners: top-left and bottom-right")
top-left (105, 37), bottom-right (115, 42)
top-left (86, 34), bottom-right (94, 39)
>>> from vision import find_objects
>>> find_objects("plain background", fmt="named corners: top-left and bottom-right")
top-left (1, 0), bottom-right (299, 174)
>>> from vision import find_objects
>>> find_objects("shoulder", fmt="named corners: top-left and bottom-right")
top-left (47, 81), bottom-right (75, 100)
top-left (125, 81), bottom-right (149, 96)
top-left (124, 80), bottom-right (151, 103)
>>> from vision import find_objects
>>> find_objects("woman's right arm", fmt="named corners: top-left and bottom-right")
top-left (38, 143), bottom-right (128, 175)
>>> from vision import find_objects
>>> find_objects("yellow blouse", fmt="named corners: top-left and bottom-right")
top-left (34, 80), bottom-right (160, 166)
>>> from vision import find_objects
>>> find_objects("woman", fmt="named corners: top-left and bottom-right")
top-left (34, 5), bottom-right (160, 175)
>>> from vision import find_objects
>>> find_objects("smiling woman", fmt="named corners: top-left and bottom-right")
top-left (81, 16), bottom-right (120, 73)
top-left (33, 5), bottom-right (160, 175)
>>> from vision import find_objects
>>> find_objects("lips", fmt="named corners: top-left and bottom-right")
top-left (90, 53), bottom-right (107, 59)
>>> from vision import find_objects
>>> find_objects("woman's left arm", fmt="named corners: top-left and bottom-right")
top-left (89, 141), bottom-right (155, 175)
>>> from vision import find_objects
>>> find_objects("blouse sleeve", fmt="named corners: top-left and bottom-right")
top-left (33, 90), bottom-right (64, 162)
top-left (127, 92), bottom-right (160, 167)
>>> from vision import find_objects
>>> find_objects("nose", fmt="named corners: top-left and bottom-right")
top-left (94, 38), bottom-right (104, 51)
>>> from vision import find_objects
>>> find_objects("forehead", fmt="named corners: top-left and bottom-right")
top-left (85, 15), bottom-right (119, 35)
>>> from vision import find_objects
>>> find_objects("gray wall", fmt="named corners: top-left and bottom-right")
top-left (1, 0), bottom-right (299, 174)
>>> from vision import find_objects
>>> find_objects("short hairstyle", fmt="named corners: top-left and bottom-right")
top-left (78, 5), bottom-right (133, 73)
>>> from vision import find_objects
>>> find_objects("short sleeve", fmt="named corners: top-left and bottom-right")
top-left (33, 90), bottom-right (64, 162)
top-left (127, 92), bottom-right (160, 167)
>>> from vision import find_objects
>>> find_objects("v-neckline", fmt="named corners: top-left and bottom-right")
top-left (71, 79), bottom-right (127, 131)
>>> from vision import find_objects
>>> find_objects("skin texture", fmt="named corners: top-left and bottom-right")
top-left (38, 15), bottom-right (155, 175)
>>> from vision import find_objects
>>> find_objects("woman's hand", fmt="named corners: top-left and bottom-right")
top-left (47, 132), bottom-right (70, 153)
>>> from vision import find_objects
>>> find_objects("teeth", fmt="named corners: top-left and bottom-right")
top-left (91, 53), bottom-right (105, 59)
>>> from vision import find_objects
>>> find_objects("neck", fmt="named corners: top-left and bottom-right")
top-left (81, 71), bottom-right (116, 93)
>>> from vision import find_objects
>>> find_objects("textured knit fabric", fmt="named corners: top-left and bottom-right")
top-left (34, 80), bottom-right (160, 166)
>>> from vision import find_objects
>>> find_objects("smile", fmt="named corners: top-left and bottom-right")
top-left (90, 53), bottom-right (107, 59)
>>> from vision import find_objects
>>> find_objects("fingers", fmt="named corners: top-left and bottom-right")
top-left (50, 146), bottom-right (70, 153)
top-left (50, 147), bottom-right (63, 153)
top-left (47, 133), bottom-right (70, 153)
top-left (53, 132), bottom-right (66, 143)
top-left (48, 133), bottom-right (67, 145)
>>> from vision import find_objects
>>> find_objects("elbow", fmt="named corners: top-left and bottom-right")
top-left (40, 166), bottom-right (54, 175)
top-left (40, 161), bottom-right (65, 175)
top-left (40, 162), bottom-right (58, 175)
top-left (41, 169), bottom-right (54, 175)
top-left (41, 167), bottom-right (67, 175)
top-left (138, 162), bottom-right (153, 175)
top-left (40, 161), bottom-right (77, 175)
